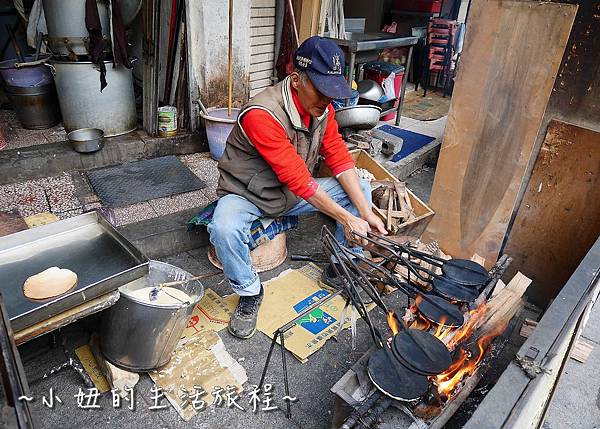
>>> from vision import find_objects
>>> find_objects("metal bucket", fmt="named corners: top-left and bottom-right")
top-left (100, 260), bottom-right (204, 371)
top-left (4, 84), bottom-right (62, 130)
top-left (42, 0), bottom-right (142, 55)
top-left (50, 59), bottom-right (136, 137)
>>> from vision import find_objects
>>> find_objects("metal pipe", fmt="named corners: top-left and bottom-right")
top-left (280, 331), bottom-right (292, 418)
top-left (395, 45), bottom-right (413, 126)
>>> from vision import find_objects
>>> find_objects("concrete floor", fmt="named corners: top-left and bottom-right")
top-left (405, 166), bottom-right (437, 203)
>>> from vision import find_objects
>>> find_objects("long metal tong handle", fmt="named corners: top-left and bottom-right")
top-left (322, 231), bottom-right (389, 312)
top-left (339, 245), bottom-right (460, 328)
top-left (366, 231), bottom-right (448, 266)
top-left (322, 234), bottom-right (385, 348)
top-left (322, 229), bottom-right (439, 362)
top-left (351, 231), bottom-right (436, 283)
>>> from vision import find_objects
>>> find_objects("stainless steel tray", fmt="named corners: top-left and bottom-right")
top-left (0, 212), bottom-right (148, 331)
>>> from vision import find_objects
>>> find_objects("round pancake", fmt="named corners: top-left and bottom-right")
top-left (23, 267), bottom-right (78, 300)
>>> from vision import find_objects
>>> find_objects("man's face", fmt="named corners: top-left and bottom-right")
top-left (290, 71), bottom-right (332, 118)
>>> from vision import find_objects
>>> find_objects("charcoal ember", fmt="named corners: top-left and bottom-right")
top-left (413, 401), bottom-right (443, 420)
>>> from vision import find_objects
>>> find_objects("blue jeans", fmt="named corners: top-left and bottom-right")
top-left (207, 177), bottom-right (372, 296)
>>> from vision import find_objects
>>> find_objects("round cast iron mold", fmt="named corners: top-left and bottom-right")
top-left (432, 276), bottom-right (479, 303)
top-left (416, 294), bottom-right (464, 328)
top-left (367, 348), bottom-right (429, 401)
top-left (442, 259), bottom-right (490, 288)
top-left (390, 329), bottom-right (452, 376)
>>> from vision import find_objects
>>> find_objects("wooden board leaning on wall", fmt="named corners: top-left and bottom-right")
top-left (422, 0), bottom-right (577, 268)
top-left (503, 120), bottom-right (600, 307)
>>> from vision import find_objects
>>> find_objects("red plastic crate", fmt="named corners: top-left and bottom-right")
top-left (393, 0), bottom-right (442, 13)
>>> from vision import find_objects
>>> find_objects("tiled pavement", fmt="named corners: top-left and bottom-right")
top-left (0, 153), bottom-right (219, 229)
top-left (0, 109), bottom-right (67, 149)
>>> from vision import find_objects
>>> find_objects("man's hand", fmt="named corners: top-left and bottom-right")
top-left (341, 214), bottom-right (371, 243)
top-left (362, 211), bottom-right (387, 235)
top-left (341, 211), bottom-right (387, 245)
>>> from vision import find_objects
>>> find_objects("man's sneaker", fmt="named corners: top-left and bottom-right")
top-left (228, 286), bottom-right (264, 339)
top-left (321, 264), bottom-right (373, 305)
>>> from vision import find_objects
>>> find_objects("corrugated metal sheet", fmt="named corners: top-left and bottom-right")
top-left (250, 0), bottom-right (276, 98)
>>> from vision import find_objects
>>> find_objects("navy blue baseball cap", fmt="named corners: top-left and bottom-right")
top-left (294, 36), bottom-right (353, 99)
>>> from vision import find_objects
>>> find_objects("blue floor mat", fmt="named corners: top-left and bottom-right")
top-left (375, 125), bottom-right (436, 162)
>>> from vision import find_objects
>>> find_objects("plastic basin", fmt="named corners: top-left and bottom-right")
top-left (0, 55), bottom-right (53, 88)
top-left (200, 107), bottom-right (240, 160)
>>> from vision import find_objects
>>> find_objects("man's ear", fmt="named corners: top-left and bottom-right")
top-left (290, 72), bottom-right (300, 89)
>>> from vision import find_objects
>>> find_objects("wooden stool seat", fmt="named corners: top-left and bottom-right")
top-left (208, 232), bottom-right (288, 273)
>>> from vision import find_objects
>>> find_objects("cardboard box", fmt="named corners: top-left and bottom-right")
top-left (318, 150), bottom-right (435, 238)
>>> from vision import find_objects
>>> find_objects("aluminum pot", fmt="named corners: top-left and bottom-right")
top-left (42, 0), bottom-right (142, 55)
top-left (68, 128), bottom-right (104, 153)
top-left (4, 84), bottom-right (61, 130)
top-left (50, 59), bottom-right (136, 137)
top-left (100, 260), bottom-right (204, 371)
top-left (357, 80), bottom-right (384, 102)
top-left (335, 105), bottom-right (382, 130)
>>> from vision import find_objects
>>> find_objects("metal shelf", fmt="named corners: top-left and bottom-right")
top-left (390, 10), bottom-right (441, 17)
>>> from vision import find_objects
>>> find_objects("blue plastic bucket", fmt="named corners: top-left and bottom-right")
top-left (200, 107), bottom-right (240, 160)
top-left (0, 55), bottom-right (53, 88)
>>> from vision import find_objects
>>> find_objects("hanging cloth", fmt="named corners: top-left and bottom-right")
top-left (85, 0), bottom-right (108, 91)
top-left (318, 0), bottom-right (346, 39)
top-left (110, 0), bottom-right (132, 68)
top-left (85, 0), bottom-right (132, 91)
top-left (275, 0), bottom-right (299, 81)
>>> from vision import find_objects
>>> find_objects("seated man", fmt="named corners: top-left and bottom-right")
top-left (208, 36), bottom-right (386, 339)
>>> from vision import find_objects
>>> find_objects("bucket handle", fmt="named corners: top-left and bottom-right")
top-left (43, 63), bottom-right (56, 76)
top-left (14, 57), bottom-right (50, 69)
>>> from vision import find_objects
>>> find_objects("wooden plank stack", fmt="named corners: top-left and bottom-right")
top-left (371, 180), bottom-right (417, 234)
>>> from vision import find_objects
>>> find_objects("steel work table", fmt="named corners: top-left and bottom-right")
top-left (326, 33), bottom-right (419, 126)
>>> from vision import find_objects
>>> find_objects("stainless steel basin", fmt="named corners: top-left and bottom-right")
top-left (335, 105), bottom-right (381, 130)
top-left (68, 128), bottom-right (104, 153)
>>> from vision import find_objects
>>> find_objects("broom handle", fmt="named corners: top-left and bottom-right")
top-left (227, 0), bottom-right (233, 116)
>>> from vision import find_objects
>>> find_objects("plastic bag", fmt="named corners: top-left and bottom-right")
top-left (381, 72), bottom-right (396, 102)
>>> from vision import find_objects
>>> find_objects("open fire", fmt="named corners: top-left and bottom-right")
top-left (390, 297), bottom-right (511, 400)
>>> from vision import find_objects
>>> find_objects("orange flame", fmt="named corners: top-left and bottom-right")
top-left (409, 299), bottom-right (510, 398)
top-left (434, 316), bottom-right (447, 337)
top-left (436, 321), bottom-right (508, 397)
top-left (445, 306), bottom-right (487, 350)
top-left (412, 314), bottom-right (432, 331)
top-left (387, 311), bottom-right (399, 336)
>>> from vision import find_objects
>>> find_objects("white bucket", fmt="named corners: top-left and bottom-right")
top-left (199, 107), bottom-right (240, 160)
